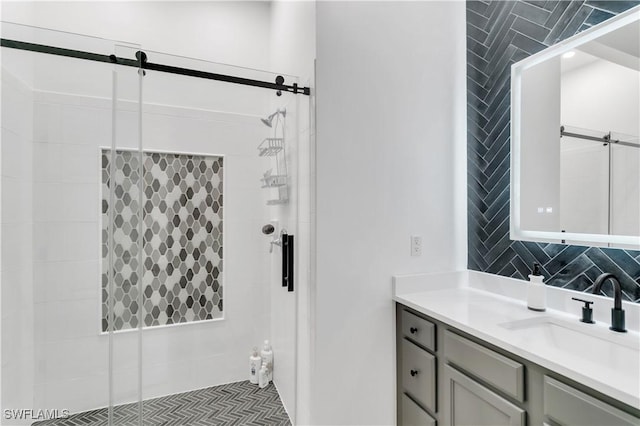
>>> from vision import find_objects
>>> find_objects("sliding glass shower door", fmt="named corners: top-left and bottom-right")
top-left (109, 47), bottom-right (300, 424)
top-left (1, 22), bottom-right (141, 425)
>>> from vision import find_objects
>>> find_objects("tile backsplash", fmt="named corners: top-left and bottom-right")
top-left (466, 0), bottom-right (640, 302)
top-left (101, 149), bottom-right (224, 331)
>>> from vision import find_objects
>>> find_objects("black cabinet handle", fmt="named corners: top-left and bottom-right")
top-left (410, 327), bottom-right (418, 334)
top-left (410, 369), bottom-right (419, 377)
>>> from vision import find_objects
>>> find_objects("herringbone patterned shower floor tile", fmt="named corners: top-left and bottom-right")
top-left (32, 381), bottom-right (291, 426)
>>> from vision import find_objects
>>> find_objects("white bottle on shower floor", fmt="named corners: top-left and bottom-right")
top-left (249, 347), bottom-right (261, 384)
top-left (258, 364), bottom-right (269, 389)
top-left (261, 340), bottom-right (274, 382)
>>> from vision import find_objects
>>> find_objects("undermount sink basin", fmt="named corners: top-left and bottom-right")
top-left (498, 316), bottom-right (640, 367)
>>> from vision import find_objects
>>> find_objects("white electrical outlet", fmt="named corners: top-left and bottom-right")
top-left (411, 235), bottom-right (422, 256)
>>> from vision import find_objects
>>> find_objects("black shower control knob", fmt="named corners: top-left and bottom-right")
top-left (410, 327), bottom-right (418, 334)
top-left (410, 369), bottom-right (419, 377)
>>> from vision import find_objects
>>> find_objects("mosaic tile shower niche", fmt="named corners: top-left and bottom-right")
top-left (101, 150), bottom-right (224, 332)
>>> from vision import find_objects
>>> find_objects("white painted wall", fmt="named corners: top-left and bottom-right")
top-left (314, 2), bottom-right (466, 424)
top-left (1, 1), bottom-right (272, 71)
top-left (562, 58), bottom-right (639, 137)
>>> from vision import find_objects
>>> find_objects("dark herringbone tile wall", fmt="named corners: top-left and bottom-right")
top-left (466, 0), bottom-right (640, 302)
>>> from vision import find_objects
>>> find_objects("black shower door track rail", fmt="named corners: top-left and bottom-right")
top-left (1, 38), bottom-right (310, 96)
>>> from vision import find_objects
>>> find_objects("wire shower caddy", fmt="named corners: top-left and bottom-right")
top-left (258, 110), bottom-right (288, 204)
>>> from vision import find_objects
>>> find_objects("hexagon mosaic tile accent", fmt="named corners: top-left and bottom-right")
top-left (101, 150), bottom-right (223, 332)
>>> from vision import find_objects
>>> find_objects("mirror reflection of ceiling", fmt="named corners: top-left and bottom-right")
top-left (571, 20), bottom-right (640, 72)
top-left (596, 20), bottom-right (640, 59)
top-left (561, 50), bottom-right (599, 73)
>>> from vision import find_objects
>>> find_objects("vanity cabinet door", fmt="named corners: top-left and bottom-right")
top-left (544, 376), bottom-right (639, 426)
top-left (444, 330), bottom-right (524, 402)
top-left (444, 366), bottom-right (525, 426)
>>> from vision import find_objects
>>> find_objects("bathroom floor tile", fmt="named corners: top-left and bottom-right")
top-left (32, 381), bottom-right (290, 426)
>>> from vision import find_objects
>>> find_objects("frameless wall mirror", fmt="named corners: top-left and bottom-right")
top-left (511, 5), bottom-right (640, 249)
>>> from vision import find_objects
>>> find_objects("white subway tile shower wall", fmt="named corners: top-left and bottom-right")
top-left (31, 90), bottom-right (273, 413)
top-left (1, 68), bottom-right (36, 426)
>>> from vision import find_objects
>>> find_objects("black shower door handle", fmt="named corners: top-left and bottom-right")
top-left (281, 233), bottom-right (294, 292)
top-left (282, 233), bottom-right (288, 288)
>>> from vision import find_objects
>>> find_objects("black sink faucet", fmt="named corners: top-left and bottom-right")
top-left (592, 273), bottom-right (626, 333)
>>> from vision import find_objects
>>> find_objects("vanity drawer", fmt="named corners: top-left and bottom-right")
top-left (401, 338), bottom-right (436, 413)
top-left (401, 393), bottom-right (436, 426)
top-left (444, 330), bottom-right (524, 402)
top-left (544, 376), bottom-right (639, 426)
top-left (401, 308), bottom-right (436, 351)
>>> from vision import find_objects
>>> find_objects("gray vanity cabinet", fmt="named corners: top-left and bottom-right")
top-left (396, 303), bottom-right (640, 426)
top-left (444, 365), bottom-right (525, 426)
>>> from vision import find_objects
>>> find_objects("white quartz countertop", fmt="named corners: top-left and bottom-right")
top-left (393, 270), bottom-right (640, 409)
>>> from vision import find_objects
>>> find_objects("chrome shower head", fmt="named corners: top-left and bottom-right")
top-left (260, 108), bottom-right (287, 128)
top-left (262, 224), bottom-right (275, 235)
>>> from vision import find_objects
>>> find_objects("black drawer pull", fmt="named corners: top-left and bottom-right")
top-left (410, 369), bottom-right (419, 377)
top-left (410, 327), bottom-right (418, 334)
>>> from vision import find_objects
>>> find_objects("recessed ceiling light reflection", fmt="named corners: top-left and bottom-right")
top-left (562, 51), bottom-right (576, 59)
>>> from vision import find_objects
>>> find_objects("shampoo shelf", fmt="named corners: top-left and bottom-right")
top-left (261, 174), bottom-right (287, 188)
top-left (261, 169), bottom-right (287, 188)
top-left (267, 198), bottom-right (288, 205)
top-left (258, 138), bottom-right (284, 157)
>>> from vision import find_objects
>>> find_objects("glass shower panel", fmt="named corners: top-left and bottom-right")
top-left (134, 49), bottom-right (299, 423)
top-left (105, 43), bottom-right (144, 425)
top-left (0, 22), bottom-right (138, 424)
